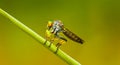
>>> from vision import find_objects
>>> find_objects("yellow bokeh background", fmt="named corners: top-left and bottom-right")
top-left (0, 0), bottom-right (120, 65)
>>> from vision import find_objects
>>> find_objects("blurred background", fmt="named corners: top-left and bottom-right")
top-left (0, 0), bottom-right (120, 65)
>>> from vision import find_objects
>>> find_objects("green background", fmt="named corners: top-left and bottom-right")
top-left (0, 0), bottom-right (120, 65)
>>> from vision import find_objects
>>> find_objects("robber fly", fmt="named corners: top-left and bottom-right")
top-left (44, 20), bottom-right (84, 53)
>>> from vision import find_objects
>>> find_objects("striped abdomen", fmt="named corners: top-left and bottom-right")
top-left (63, 28), bottom-right (84, 44)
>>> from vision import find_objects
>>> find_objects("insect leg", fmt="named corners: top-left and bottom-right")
top-left (48, 38), bottom-right (54, 47)
top-left (44, 37), bottom-right (53, 47)
top-left (44, 29), bottom-right (52, 46)
top-left (55, 43), bottom-right (61, 53)
top-left (55, 36), bottom-right (67, 53)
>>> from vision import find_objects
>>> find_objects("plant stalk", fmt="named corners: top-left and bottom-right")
top-left (0, 8), bottom-right (81, 65)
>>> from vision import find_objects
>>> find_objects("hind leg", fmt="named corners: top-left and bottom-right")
top-left (55, 43), bottom-right (61, 53)
top-left (55, 37), bottom-right (67, 53)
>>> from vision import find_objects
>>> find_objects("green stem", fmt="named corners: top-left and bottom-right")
top-left (0, 8), bottom-right (81, 65)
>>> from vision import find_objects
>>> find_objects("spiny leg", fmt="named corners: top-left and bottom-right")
top-left (55, 36), bottom-right (67, 53)
top-left (55, 39), bottom-right (67, 53)
top-left (55, 43), bottom-right (61, 53)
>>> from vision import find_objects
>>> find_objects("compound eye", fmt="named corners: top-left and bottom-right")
top-left (47, 21), bottom-right (53, 27)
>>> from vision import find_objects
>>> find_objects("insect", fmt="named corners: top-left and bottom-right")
top-left (44, 20), bottom-right (84, 53)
